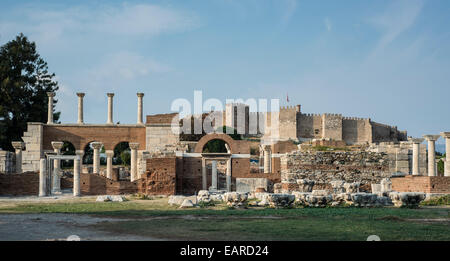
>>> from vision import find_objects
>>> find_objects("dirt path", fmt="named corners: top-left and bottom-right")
top-left (0, 213), bottom-right (165, 241)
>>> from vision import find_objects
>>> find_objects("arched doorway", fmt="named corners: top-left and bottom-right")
top-left (60, 141), bottom-right (76, 168)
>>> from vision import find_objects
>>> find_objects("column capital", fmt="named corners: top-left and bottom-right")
top-left (409, 138), bottom-right (424, 144)
top-left (105, 150), bottom-right (114, 157)
top-left (263, 144), bottom-right (271, 151)
top-left (107, 93), bottom-right (114, 97)
top-left (423, 135), bottom-right (440, 141)
top-left (11, 141), bottom-right (24, 150)
top-left (91, 142), bottom-right (103, 149)
top-left (129, 142), bottom-right (140, 150)
top-left (137, 92), bottom-right (144, 97)
top-left (51, 141), bottom-right (64, 150)
top-left (440, 132), bottom-right (450, 139)
top-left (76, 92), bottom-right (85, 98)
top-left (47, 92), bottom-right (55, 97)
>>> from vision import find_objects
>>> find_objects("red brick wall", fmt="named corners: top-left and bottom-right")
top-left (146, 113), bottom-right (178, 124)
top-left (143, 157), bottom-right (177, 195)
top-left (80, 173), bottom-right (141, 195)
top-left (391, 176), bottom-right (450, 193)
top-left (0, 172), bottom-right (39, 196)
top-left (43, 125), bottom-right (146, 151)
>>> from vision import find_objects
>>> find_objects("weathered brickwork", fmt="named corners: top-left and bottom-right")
top-left (42, 124), bottom-right (146, 151)
top-left (80, 173), bottom-right (141, 195)
top-left (281, 151), bottom-right (391, 188)
top-left (391, 176), bottom-right (450, 193)
top-left (0, 172), bottom-right (39, 195)
top-left (143, 157), bottom-right (177, 195)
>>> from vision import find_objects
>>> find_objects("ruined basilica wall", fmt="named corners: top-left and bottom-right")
top-left (145, 113), bottom-right (180, 153)
top-left (21, 122), bottom-right (44, 172)
top-left (280, 151), bottom-right (392, 189)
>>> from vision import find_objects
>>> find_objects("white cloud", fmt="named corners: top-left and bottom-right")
top-left (1, 3), bottom-right (198, 46)
top-left (324, 17), bottom-right (332, 31)
top-left (368, 0), bottom-right (424, 52)
top-left (92, 51), bottom-right (171, 80)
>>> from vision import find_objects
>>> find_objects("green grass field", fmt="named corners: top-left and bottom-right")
top-left (0, 197), bottom-right (448, 241)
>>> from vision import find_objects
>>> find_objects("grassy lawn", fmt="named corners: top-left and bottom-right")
top-left (0, 197), bottom-right (448, 240)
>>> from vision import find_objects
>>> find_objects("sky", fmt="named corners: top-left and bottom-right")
top-left (1, 0), bottom-right (449, 143)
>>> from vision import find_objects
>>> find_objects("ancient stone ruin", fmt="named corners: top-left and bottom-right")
top-left (0, 91), bottom-right (448, 207)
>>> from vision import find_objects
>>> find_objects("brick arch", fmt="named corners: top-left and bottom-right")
top-left (42, 125), bottom-right (145, 151)
top-left (194, 133), bottom-right (249, 154)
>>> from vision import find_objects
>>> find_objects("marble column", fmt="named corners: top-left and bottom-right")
top-left (259, 145), bottom-right (264, 172)
top-left (440, 132), bottom-right (450, 176)
top-left (107, 93), bottom-right (114, 124)
top-left (202, 158), bottom-right (207, 190)
top-left (226, 158), bottom-right (232, 192)
top-left (410, 138), bottom-right (424, 176)
top-left (76, 92), bottom-right (85, 124)
top-left (129, 142), bottom-right (139, 181)
top-left (51, 141), bottom-right (64, 193)
top-left (73, 156), bottom-right (81, 197)
top-left (91, 142), bottom-right (103, 174)
top-left (211, 160), bottom-right (217, 190)
top-left (11, 141), bottom-right (24, 174)
top-left (75, 150), bottom-right (84, 173)
top-left (137, 93), bottom-right (144, 125)
top-left (39, 158), bottom-right (46, 197)
top-left (423, 135), bottom-right (440, 177)
top-left (47, 92), bottom-right (55, 124)
top-left (263, 145), bottom-right (271, 174)
top-left (105, 150), bottom-right (114, 179)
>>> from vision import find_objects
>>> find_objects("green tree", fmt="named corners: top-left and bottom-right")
top-left (0, 33), bottom-right (60, 151)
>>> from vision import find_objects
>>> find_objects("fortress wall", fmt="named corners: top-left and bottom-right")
top-left (297, 113), bottom-right (323, 139)
top-left (370, 121), bottom-right (406, 143)
top-left (278, 106), bottom-right (298, 140)
top-left (342, 118), bottom-right (371, 145)
top-left (322, 114), bottom-right (343, 141)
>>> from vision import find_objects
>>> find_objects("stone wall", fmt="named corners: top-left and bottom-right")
top-left (297, 113), bottom-right (323, 140)
top-left (322, 114), bottom-right (343, 141)
top-left (236, 178), bottom-right (271, 193)
top-left (369, 141), bottom-right (426, 175)
top-left (21, 122), bottom-right (44, 172)
top-left (391, 176), bottom-right (450, 193)
top-left (146, 113), bottom-right (180, 154)
top-left (0, 150), bottom-right (15, 174)
top-left (281, 151), bottom-right (391, 188)
top-left (0, 172), bottom-right (39, 196)
top-left (342, 118), bottom-right (371, 145)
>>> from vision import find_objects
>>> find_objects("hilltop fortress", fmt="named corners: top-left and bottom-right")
top-left (223, 103), bottom-right (407, 145)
